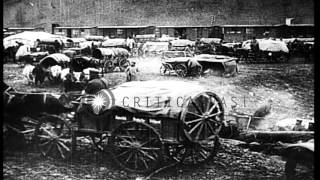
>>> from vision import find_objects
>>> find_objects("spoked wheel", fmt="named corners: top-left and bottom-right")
top-left (20, 117), bottom-right (40, 143)
top-left (174, 64), bottom-right (187, 77)
top-left (181, 92), bottom-right (224, 142)
top-left (189, 66), bottom-right (202, 77)
top-left (104, 61), bottom-right (115, 73)
top-left (91, 134), bottom-right (108, 152)
top-left (109, 121), bottom-right (163, 174)
top-left (160, 63), bottom-right (173, 76)
top-left (160, 65), bottom-right (167, 76)
top-left (166, 136), bottom-right (220, 166)
top-left (34, 117), bottom-right (74, 160)
top-left (119, 59), bottom-right (130, 72)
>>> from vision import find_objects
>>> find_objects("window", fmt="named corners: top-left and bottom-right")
top-left (117, 29), bottom-right (123, 35)
top-left (246, 28), bottom-right (253, 34)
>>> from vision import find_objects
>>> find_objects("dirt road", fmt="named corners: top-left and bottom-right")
top-left (3, 56), bottom-right (314, 179)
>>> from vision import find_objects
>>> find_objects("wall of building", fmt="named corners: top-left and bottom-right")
top-left (3, 0), bottom-right (314, 32)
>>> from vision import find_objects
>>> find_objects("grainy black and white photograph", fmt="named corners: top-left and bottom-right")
top-left (3, 0), bottom-right (314, 179)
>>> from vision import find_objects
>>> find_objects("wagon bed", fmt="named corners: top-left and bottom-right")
top-left (161, 54), bottom-right (238, 77)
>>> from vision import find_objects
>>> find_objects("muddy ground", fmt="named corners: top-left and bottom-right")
top-left (3, 56), bottom-right (314, 179)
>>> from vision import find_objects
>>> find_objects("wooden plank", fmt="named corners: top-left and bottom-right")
top-left (236, 130), bottom-right (314, 143)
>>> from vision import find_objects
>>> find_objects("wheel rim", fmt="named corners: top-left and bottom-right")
top-left (160, 65), bottom-right (167, 75)
top-left (91, 134), bottom-right (108, 152)
top-left (104, 61), bottom-right (115, 72)
top-left (181, 92), bottom-right (224, 142)
top-left (109, 121), bottom-right (162, 173)
top-left (191, 66), bottom-right (202, 77)
top-left (35, 118), bottom-right (73, 160)
top-left (119, 59), bottom-right (129, 71)
top-left (175, 64), bottom-right (187, 77)
top-left (21, 117), bottom-right (39, 143)
top-left (166, 137), bottom-right (220, 166)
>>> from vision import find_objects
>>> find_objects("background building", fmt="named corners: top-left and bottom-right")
top-left (3, 0), bottom-right (314, 41)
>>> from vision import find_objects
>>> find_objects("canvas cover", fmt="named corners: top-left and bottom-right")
top-left (93, 48), bottom-right (115, 59)
top-left (242, 39), bottom-right (289, 53)
top-left (158, 35), bottom-right (177, 42)
top-left (170, 39), bottom-right (195, 47)
top-left (200, 38), bottom-right (222, 44)
top-left (92, 48), bottom-right (129, 59)
top-left (142, 41), bottom-right (169, 53)
top-left (39, 53), bottom-right (70, 68)
top-left (4, 31), bottom-right (65, 49)
top-left (102, 38), bottom-right (127, 47)
top-left (163, 54), bottom-right (236, 63)
top-left (163, 54), bottom-right (238, 76)
top-left (285, 139), bottom-right (314, 152)
top-left (135, 34), bottom-right (156, 39)
top-left (85, 36), bottom-right (104, 41)
top-left (82, 81), bottom-right (208, 119)
top-left (110, 80), bottom-right (207, 118)
top-left (222, 42), bottom-right (241, 48)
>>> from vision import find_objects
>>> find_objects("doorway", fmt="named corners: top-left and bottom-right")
top-left (67, 29), bottom-right (72, 38)
top-left (174, 28), bottom-right (187, 39)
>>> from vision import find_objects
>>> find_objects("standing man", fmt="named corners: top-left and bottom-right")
top-left (125, 61), bottom-right (139, 81)
top-left (126, 36), bottom-right (135, 52)
top-left (64, 69), bottom-right (77, 92)
top-left (250, 37), bottom-right (259, 61)
top-left (54, 40), bottom-right (62, 53)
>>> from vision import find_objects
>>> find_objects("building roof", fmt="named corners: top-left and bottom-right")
top-left (97, 26), bottom-right (147, 29)
top-left (55, 26), bottom-right (94, 29)
top-left (7, 27), bottom-right (37, 30)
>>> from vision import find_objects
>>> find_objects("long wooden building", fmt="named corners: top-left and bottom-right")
top-left (4, 0), bottom-right (314, 42)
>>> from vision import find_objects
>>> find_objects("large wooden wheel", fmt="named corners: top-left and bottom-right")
top-left (104, 61), bottom-right (115, 73)
top-left (180, 92), bottom-right (224, 143)
top-left (166, 136), bottom-right (220, 166)
top-left (91, 134), bottom-right (108, 152)
top-left (189, 66), bottom-right (202, 77)
top-left (174, 64), bottom-right (187, 77)
top-left (119, 59), bottom-right (130, 72)
top-left (160, 63), bottom-right (173, 76)
top-left (34, 116), bottom-right (74, 160)
top-left (109, 121), bottom-right (163, 174)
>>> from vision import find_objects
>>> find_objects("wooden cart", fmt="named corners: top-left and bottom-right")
top-left (33, 81), bottom-right (225, 173)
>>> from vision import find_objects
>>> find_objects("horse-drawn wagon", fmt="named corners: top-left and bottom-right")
top-left (236, 39), bottom-right (289, 63)
top-left (160, 52), bottom-right (238, 77)
top-left (4, 81), bottom-right (225, 173)
top-left (92, 48), bottom-right (130, 73)
top-left (169, 39), bottom-right (195, 51)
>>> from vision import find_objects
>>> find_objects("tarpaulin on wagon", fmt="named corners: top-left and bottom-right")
top-left (86, 81), bottom-right (208, 119)
top-left (4, 31), bottom-right (65, 49)
top-left (142, 41), bottom-right (169, 53)
top-left (242, 39), bottom-right (289, 53)
top-left (194, 54), bottom-right (238, 75)
top-left (170, 39), bottom-right (195, 47)
top-left (39, 53), bottom-right (70, 68)
top-left (102, 38), bottom-right (127, 47)
top-left (92, 48), bottom-right (115, 59)
top-left (200, 38), bottom-right (222, 44)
